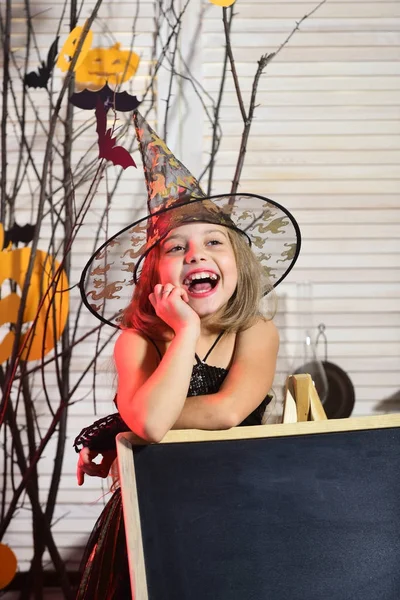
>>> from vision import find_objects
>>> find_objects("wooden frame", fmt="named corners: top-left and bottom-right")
top-left (283, 373), bottom-right (327, 423)
top-left (116, 375), bottom-right (400, 599)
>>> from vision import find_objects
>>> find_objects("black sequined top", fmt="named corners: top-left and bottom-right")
top-left (73, 333), bottom-right (271, 453)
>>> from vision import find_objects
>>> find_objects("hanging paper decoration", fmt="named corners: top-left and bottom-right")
top-left (57, 26), bottom-right (140, 88)
top-left (0, 544), bottom-right (17, 589)
top-left (56, 25), bottom-right (93, 73)
top-left (24, 37), bottom-right (59, 89)
top-left (209, 0), bottom-right (236, 6)
top-left (0, 223), bottom-right (69, 364)
top-left (69, 83), bottom-right (140, 112)
top-left (95, 100), bottom-right (136, 169)
top-left (75, 43), bottom-right (140, 88)
top-left (3, 222), bottom-right (35, 246)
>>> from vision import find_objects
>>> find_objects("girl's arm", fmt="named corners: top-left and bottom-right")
top-left (118, 319), bottom-right (278, 441)
top-left (116, 327), bottom-right (198, 443)
top-left (117, 283), bottom-right (201, 442)
top-left (171, 319), bottom-right (279, 430)
top-left (76, 319), bottom-right (278, 483)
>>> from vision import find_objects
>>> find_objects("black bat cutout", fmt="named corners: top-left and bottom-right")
top-left (4, 222), bottom-right (36, 247)
top-left (24, 37), bottom-right (59, 89)
top-left (70, 83), bottom-right (141, 112)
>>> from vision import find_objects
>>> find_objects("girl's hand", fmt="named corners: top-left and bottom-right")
top-left (149, 284), bottom-right (200, 335)
top-left (76, 447), bottom-right (117, 486)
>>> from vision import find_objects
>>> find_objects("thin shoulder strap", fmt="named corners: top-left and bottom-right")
top-left (144, 335), bottom-right (162, 362)
top-left (202, 331), bottom-right (225, 363)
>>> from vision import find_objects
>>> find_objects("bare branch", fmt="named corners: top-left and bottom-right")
top-left (222, 6), bottom-right (246, 123)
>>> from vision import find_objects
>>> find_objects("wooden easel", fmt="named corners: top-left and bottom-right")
top-left (283, 373), bottom-right (327, 423)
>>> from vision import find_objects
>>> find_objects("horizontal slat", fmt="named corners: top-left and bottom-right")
top-left (285, 268), bottom-right (399, 283)
top-left (207, 163), bottom-right (400, 177)
top-left (206, 90), bottom-right (400, 106)
top-left (11, 2), bottom-right (154, 19)
top-left (213, 135), bottom-right (400, 150)
top-left (209, 180), bottom-right (400, 194)
top-left (204, 149), bottom-right (400, 166)
top-left (280, 341), bottom-right (400, 355)
top-left (280, 326), bottom-right (400, 342)
top-left (1, 544), bottom-right (87, 563)
top-left (293, 209), bottom-right (400, 224)
top-left (205, 18), bottom-right (400, 34)
top-left (203, 31), bottom-right (400, 48)
top-left (210, 121), bottom-right (400, 137)
top-left (10, 18), bottom-right (155, 36)
top-left (203, 47), bottom-right (400, 63)
top-left (204, 61), bottom-right (400, 77)
top-left (207, 3), bottom-right (400, 19)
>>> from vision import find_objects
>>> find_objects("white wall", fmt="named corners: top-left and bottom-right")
top-left (2, 0), bottom-right (399, 588)
top-left (201, 0), bottom-right (400, 417)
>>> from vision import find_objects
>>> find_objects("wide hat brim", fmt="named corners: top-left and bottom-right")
top-left (79, 193), bottom-right (301, 328)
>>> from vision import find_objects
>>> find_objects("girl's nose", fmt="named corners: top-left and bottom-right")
top-left (185, 244), bottom-right (206, 263)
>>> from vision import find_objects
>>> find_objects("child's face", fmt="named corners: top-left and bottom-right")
top-left (158, 222), bottom-right (238, 318)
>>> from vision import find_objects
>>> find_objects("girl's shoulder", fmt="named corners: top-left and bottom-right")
top-left (116, 327), bottom-right (147, 344)
top-left (236, 318), bottom-right (279, 353)
top-left (114, 328), bottom-right (161, 369)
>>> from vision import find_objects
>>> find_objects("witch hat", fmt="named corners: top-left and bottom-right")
top-left (79, 112), bottom-right (301, 328)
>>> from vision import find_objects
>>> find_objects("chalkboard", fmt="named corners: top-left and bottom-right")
top-left (117, 415), bottom-right (400, 600)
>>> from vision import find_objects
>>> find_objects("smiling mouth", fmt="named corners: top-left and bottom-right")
top-left (183, 272), bottom-right (220, 295)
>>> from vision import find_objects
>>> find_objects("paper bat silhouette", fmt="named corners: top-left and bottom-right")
top-left (4, 222), bottom-right (36, 247)
top-left (95, 100), bottom-right (136, 169)
top-left (24, 37), bottom-right (59, 89)
top-left (70, 83), bottom-right (141, 112)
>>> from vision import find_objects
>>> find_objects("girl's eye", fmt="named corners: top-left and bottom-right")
top-left (207, 239), bottom-right (222, 246)
top-left (167, 245), bottom-right (184, 253)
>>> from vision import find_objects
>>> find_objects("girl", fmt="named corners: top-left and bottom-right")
top-left (74, 111), bottom-right (301, 598)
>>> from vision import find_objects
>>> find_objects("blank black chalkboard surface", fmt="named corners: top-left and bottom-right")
top-left (116, 415), bottom-right (400, 600)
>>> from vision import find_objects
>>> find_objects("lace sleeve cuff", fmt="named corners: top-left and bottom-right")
top-left (73, 413), bottom-right (130, 453)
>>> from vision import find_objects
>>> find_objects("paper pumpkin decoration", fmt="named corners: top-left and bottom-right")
top-left (0, 544), bottom-right (17, 589)
top-left (0, 224), bottom-right (69, 364)
top-left (209, 0), bottom-right (236, 6)
top-left (56, 25), bottom-right (93, 72)
top-left (75, 43), bottom-right (140, 88)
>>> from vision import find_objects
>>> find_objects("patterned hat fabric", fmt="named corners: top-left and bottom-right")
top-left (80, 112), bottom-right (301, 328)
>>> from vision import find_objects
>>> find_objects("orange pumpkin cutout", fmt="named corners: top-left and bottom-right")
top-left (56, 25), bottom-right (93, 72)
top-left (75, 43), bottom-right (140, 89)
top-left (0, 543), bottom-right (17, 589)
top-left (0, 224), bottom-right (69, 364)
top-left (209, 0), bottom-right (236, 5)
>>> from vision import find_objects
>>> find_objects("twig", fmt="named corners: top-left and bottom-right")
top-left (222, 6), bottom-right (246, 123)
top-left (0, 1), bottom-right (104, 428)
top-left (204, 6), bottom-right (233, 193)
top-left (227, 0), bottom-right (327, 195)
top-left (273, 0), bottom-right (327, 60)
top-left (0, 0), bottom-right (11, 222)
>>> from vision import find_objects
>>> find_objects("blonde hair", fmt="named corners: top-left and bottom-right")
top-left (120, 227), bottom-right (275, 338)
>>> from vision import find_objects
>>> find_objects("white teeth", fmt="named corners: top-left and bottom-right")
top-left (183, 271), bottom-right (218, 285)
